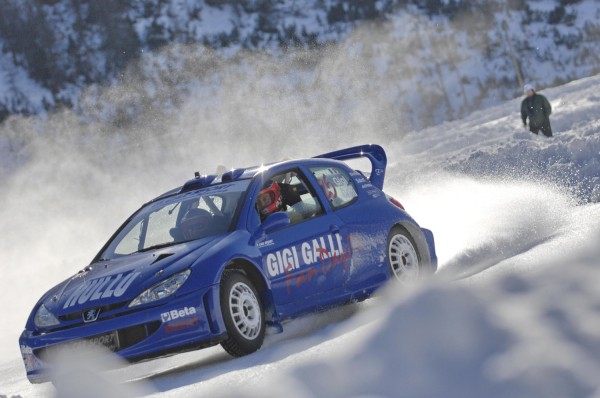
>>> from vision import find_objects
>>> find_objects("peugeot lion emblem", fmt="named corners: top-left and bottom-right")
top-left (83, 308), bottom-right (101, 323)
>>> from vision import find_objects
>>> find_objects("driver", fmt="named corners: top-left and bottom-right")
top-left (180, 208), bottom-right (212, 240)
top-left (257, 182), bottom-right (284, 219)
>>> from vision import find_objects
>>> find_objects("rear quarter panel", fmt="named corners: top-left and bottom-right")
top-left (332, 178), bottom-right (401, 293)
top-left (307, 164), bottom-right (432, 295)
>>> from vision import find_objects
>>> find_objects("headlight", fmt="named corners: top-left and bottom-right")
top-left (34, 304), bottom-right (60, 328)
top-left (129, 269), bottom-right (191, 307)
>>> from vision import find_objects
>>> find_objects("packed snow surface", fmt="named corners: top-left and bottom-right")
top-left (0, 71), bottom-right (599, 397)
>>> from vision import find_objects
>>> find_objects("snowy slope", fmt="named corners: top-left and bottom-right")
top-left (0, 72), bottom-right (599, 397)
top-left (2, 0), bottom-right (600, 133)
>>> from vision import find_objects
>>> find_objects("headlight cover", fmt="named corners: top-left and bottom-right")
top-left (129, 269), bottom-right (191, 307)
top-left (34, 304), bottom-right (60, 328)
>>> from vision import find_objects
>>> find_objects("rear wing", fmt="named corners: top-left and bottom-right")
top-left (314, 144), bottom-right (387, 190)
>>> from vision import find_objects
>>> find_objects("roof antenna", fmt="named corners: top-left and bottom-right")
top-left (194, 171), bottom-right (200, 178)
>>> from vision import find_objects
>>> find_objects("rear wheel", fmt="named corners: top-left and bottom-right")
top-left (219, 271), bottom-right (265, 357)
top-left (387, 227), bottom-right (421, 284)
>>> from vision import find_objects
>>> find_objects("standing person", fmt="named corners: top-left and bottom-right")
top-left (521, 83), bottom-right (553, 137)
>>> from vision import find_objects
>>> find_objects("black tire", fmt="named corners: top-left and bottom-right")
top-left (219, 271), bottom-right (265, 357)
top-left (387, 226), bottom-right (422, 284)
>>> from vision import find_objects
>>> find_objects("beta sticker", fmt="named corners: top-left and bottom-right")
top-left (160, 306), bottom-right (197, 322)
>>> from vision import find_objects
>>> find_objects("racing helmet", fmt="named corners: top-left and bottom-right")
top-left (257, 182), bottom-right (283, 217)
top-left (181, 208), bottom-right (212, 240)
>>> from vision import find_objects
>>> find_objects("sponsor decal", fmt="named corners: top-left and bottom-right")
top-left (164, 316), bottom-right (200, 334)
top-left (256, 239), bottom-right (275, 248)
top-left (63, 271), bottom-right (141, 309)
top-left (317, 174), bottom-right (337, 200)
top-left (43, 332), bottom-right (119, 361)
top-left (263, 233), bottom-right (353, 294)
top-left (82, 308), bottom-right (101, 323)
top-left (149, 184), bottom-right (234, 211)
top-left (331, 175), bottom-right (348, 186)
top-left (20, 345), bottom-right (33, 355)
top-left (20, 344), bottom-right (42, 373)
top-left (265, 233), bottom-right (345, 277)
top-left (366, 189), bottom-right (381, 198)
top-left (84, 333), bottom-right (118, 351)
top-left (314, 168), bottom-right (357, 202)
top-left (160, 306), bottom-right (197, 323)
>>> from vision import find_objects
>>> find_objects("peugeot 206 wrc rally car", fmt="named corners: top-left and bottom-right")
top-left (20, 144), bottom-right (437, 383)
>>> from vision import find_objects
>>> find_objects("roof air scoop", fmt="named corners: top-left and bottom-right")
top-left (221, 168), bottom-right (246, 182)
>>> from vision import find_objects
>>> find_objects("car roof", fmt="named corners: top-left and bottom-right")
top-left (150, 144), bottom-right (388, 203)
top-left (149, 157), bottom-right (346, 203)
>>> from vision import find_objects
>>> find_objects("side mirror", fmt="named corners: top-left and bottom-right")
top-left (261, 212), bottom-right (290, 234)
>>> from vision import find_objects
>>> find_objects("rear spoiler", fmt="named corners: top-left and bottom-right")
top-left (314, 144), bottom-right (387, 190)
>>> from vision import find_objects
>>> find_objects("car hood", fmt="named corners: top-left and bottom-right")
top-left (40, 236), bottom-right (224, 317)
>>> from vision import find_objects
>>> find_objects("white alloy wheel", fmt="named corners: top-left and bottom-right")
top-left (228, 281), bottom-right (261, 340)
top-left (388, 232), bottom-right (420, 284)
top-left (220, 271), bottom-right (265, 357)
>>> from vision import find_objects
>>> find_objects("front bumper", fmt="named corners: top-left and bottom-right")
top-left (19, 284), bottom-right (226, 384)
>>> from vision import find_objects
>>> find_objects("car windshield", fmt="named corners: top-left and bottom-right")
top-left (98, 180), bottom-right (251, 261)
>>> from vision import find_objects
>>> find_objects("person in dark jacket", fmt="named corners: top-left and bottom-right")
top-left (521, 83), bottom-right (552, 137)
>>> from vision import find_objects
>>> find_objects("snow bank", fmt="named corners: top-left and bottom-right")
top-left (229, 229), bottom-right (600, 398)
top-left (394, 74), bottom-right (600, 205)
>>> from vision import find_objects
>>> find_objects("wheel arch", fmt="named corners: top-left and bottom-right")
top-left (221, 259), bottom-right (277, 323)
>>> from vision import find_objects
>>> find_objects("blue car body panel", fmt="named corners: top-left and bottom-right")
top-left (19, 145), bottom-right (437, 383)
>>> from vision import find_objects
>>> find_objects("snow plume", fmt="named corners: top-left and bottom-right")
top-left (416, 177), bottom-right (599, 284)
top-left (74, 41), bottom-right (407, 156)
top-left (49, 346), bottom-right (153, 398)
top-left (69, 6), bottom-right (509, 152)
top-left (390, 174), bottom-right (574, 278)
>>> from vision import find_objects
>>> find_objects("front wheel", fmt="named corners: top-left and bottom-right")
top-left (219, 271), bottom-right (265, 357)
top-left (387, 226), bottom-right (421, 284)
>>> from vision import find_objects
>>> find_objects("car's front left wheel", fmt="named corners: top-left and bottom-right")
top-left (219, 271), bottom-right (265, 357)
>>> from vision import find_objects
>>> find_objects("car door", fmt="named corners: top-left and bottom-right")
top-left (307, 164), bottom-right (389, 295)
top-left (253, 168), bottom-right (351, 314)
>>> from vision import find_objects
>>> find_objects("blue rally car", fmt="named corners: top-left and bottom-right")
top-left (20, 144), bottom-right (437, 383)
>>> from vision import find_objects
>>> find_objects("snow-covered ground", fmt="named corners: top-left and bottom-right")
top-left (0, 70), bottom-right (599, 397)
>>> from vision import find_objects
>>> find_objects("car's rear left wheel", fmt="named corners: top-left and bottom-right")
top-left (387, 226), bottom-right (421, 284)
top-left (219, 271), bottom-right (265, 357)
